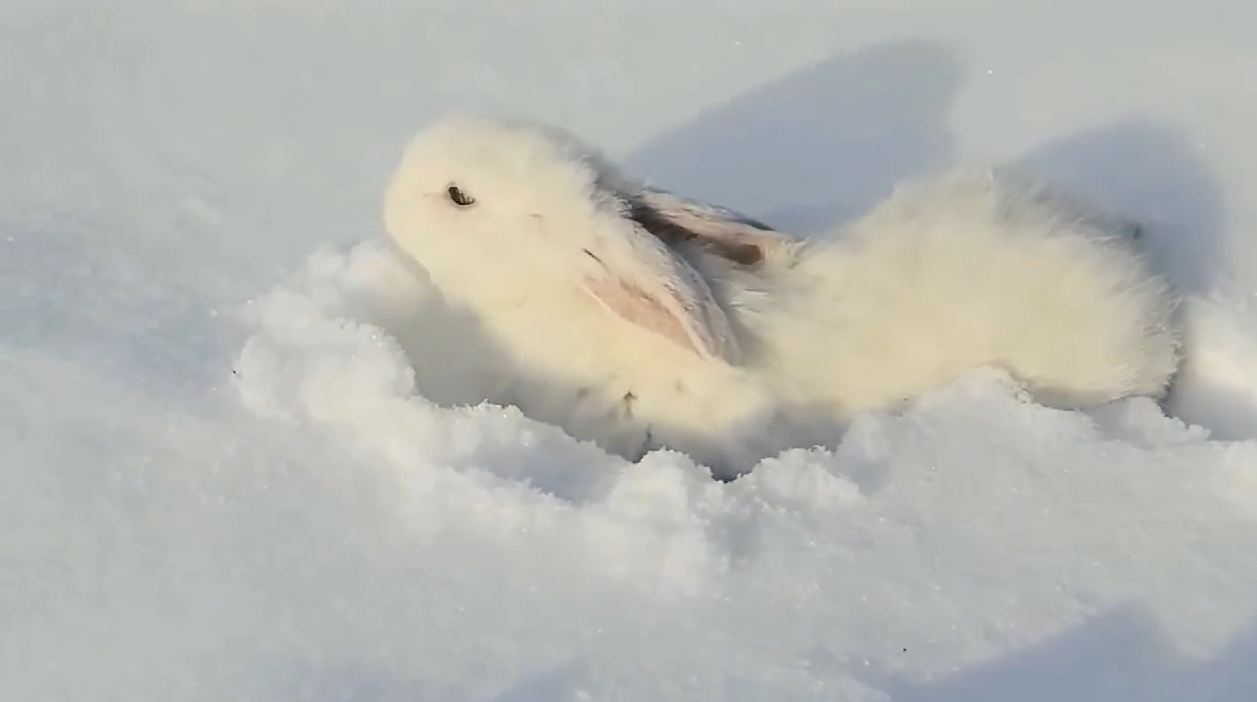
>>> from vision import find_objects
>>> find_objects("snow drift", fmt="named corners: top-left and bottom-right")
top-left (222, 238), bottom-right (1257, 700)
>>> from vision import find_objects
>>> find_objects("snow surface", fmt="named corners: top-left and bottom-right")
top-left (3, 1), bottom-right (1257, 700)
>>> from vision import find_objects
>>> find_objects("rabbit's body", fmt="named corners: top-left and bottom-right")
top-left (714, 172), bottom-right (1178, 416)
top-left (385, 117), bottom-right (1179, 475)
top-left (445, 270), bottom-right (785, 466)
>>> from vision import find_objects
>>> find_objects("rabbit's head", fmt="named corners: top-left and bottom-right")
top-left (384, 115), bottom-right (793, 364)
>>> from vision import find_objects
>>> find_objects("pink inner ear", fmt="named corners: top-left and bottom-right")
top-left (584, 276), bottom-right (705, 357)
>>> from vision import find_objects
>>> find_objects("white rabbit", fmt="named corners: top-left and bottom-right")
top-left (384, 115), bottom-right (1179, 477)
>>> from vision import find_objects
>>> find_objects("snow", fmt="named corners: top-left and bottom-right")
top-left (3, 1), bottom-right (1257, 700)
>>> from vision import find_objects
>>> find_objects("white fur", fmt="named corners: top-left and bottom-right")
top-left (384, 116), bottom-right (1180, 476)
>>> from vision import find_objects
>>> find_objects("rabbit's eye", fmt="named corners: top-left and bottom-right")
top-left (446, 184), bottom-right (476, 207)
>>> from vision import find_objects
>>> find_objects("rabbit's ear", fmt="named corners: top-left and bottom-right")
top-left (630, 188), bottom-right (795, 267)
top-left (581, 222), bottom-right (741, 364)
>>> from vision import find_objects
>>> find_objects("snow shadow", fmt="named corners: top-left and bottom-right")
top-left (1175, 617), bottom-right (1257, 701)
top-left (885, 607), bottom-right (1257, 702)
top-left (627, 40), bottom-right (961, 233)
top-left (1016, 120), bottom-right (1227, 296)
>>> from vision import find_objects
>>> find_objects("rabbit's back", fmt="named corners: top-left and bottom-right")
top-left (743, 171), bottom-right (1179, 414)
